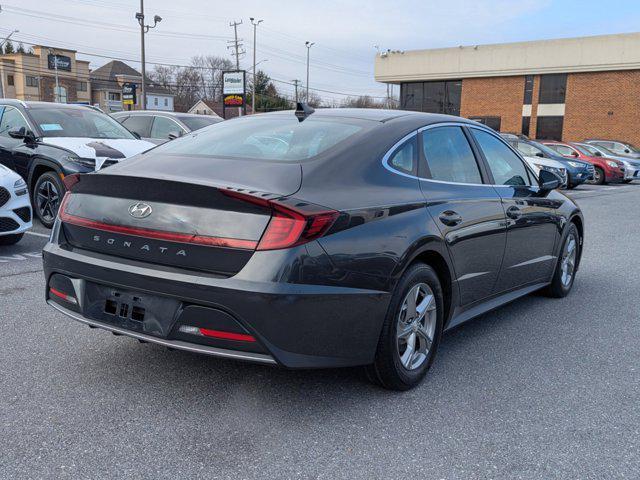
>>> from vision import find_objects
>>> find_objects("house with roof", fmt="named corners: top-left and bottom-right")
top-left (188, 98), bottom-right (252, 119)
top-left (90, 60), bottom-right (174, 113)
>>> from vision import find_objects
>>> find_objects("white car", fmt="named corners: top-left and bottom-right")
top-left (0, 164), bottom-right (32, 245)
top-left (522, 155), bottom-right (568, 188)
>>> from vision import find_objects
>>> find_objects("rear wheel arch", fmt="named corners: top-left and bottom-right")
top-left (407, 249), bottom-right (454, 326)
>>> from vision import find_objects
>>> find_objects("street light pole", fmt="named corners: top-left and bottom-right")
top-left (250, 17), bottom-right (262, 114)
top-left (136, 0), bottom-right (161, 110)
top-left (305, 41), bottom-right (314, 102)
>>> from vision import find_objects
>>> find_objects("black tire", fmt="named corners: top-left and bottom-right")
top-left (0, 233), bottom-right (24, 245)
top-left (589, 167), bottom-right (605, 185)
top-left (366, 263), bottom-right (444, 391)
top-left (623, 179), bottom-right (633, 184)
top-left (545, 223), bottom-right (580, 298)
top-left (33, 171), bottom-right (65, 229)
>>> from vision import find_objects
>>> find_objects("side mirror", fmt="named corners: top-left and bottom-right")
top-left (594, 151), bottom-right (602, 157)
top-left (571, 151), bottom-right (579, 157)
top-left (535, 152), bottom-right (545, 158)
top-left (9, 127), bottom-right (37, 144)
top-left (624, 149), bottom-right (630, 153)
top-left (538, 169), bottom-right (561, 192)
top-left (167, 131), bottom-right (182, 140)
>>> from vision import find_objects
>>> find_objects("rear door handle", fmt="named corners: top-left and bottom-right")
top-left (438, 210), bottom-right (462, 226)
top-left (506, 205), bottom-right (522, 219)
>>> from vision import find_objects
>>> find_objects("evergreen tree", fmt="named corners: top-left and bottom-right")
top-left (4, 40), bottom-right (14, 54)
top-left (16, 43), bottom-right (26, 54)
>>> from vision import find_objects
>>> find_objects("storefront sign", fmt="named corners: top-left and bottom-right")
top-left (48, 54), bottom-right (72, 72)
top-left (122, 83), bottom-right (137, 106)
top-left (222, 71), bottom-right (246, 95)
top-left (223, 94), bottom-right (244, 106)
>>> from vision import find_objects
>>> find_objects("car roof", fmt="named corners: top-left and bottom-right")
top-left (112, 110), bottom-right (196, 117)
top-left (0, 100), bottom-right (100, 111)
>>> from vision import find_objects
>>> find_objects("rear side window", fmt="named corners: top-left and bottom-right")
top-left (121, 115), bottom-right (153, 138)
top-left (421, 126), bottom-right (482, 184)
top-left (387, 137), bottom-right (416, 174)
top-left (472, 129), bottom-right (531, 186)
top-left (157, 116), bottom-right (364, 161)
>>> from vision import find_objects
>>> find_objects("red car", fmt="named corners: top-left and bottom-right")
top-left (540, 140), bottom-right (625, 184)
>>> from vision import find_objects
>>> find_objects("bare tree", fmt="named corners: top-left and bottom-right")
top-left (340, 95), bottom-right (385, 108)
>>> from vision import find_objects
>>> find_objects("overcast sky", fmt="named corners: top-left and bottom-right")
top-left (1, 0), bottom-right (639, 103)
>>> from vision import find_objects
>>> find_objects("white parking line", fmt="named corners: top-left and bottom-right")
top-left (25, 231), bottom-right (50, 238)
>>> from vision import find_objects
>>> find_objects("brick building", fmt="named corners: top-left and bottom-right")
top-left (374, 32), bottom-right (640, 144)
top-left (0, 45), bottom-right (91, 104)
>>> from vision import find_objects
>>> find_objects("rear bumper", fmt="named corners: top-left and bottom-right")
top-left (43, 243), bottom-right (390, 369)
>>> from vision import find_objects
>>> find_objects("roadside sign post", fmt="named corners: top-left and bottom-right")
top-left (222, 70), bottom-right (246, 119)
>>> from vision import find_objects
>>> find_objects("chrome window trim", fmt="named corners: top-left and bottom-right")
top-left (381, 121), bottom-right (540, 188)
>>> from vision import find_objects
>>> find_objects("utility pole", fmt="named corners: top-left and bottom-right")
top-left (292, 79), bottom-right (300, 104)
top-left (47, 48), bottom-right (60, 103)
top-left (305, 41), bottom-right (314, 102)
top-left (249, 18), bottom-right (262, 115)
top-left (227, 20), bottom-right (245, 116)
top-left (136, 0), bottom-right (161, 110)
top-left (0, 28), bottom-right (19, 99)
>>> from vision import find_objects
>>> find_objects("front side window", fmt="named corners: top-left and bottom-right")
top-left (121, 115), bottom-right (153, 138)
top-left (515, 141), bottom-right (544, 157)
top-left (157, 116), bottom-right (365, 161)
top-left (472, 129), bottom-right (531, 186)
top-left (549, 144), bottom-right (576, 157)
top-left (421, 126), bottom-right (482, 184)
top-left (387, 136), bottom-right (416, 175)
top-left (29, 107), bottom-right (135, 139)
top-left (150, 116), bottom-right (182, 139)
top-left (0, 107), bottom-right (29, 136)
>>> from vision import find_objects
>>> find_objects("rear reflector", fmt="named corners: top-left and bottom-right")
top-left (222, 190), bottom-right (338, 251)
top-left (178, 325), bottom-right (256, 342)
top-left (49, 287), bottom-right (78, 305)
top-left (58, 194), bottom-right (258, 250)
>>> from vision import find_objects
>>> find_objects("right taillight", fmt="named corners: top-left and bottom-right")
top-left (222, 189), bottom-right (339, 251)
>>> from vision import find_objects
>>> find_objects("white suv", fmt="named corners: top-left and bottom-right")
top-left (0, 164), bottom-right (32, 245)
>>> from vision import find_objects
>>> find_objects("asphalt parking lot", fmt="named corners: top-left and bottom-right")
top-left (1, 183), bottom-right (639, 479)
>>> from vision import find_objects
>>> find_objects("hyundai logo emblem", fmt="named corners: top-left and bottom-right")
top-left (128, 202), bottom-right (152, 219)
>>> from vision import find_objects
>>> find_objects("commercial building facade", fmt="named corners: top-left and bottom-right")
top-left (374, 33), bottom-right (640, 144)
top-left (0, 45), bottom-right (91, 104)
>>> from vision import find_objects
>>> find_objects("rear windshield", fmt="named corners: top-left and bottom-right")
top-left (177, 116), bottom-right (221, 132)
top-left (155, 115), bottom-right (364, 161)
top-left (30, 107), bottom-right (136, 139)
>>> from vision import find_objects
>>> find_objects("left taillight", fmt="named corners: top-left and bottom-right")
top-left (222, 190), bottom-right (339, 251)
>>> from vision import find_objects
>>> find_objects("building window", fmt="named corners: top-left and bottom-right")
top-left (523, 75), bottom-right (534, 105)
top-left (77, 81), bottom-right (87, 92)
top-left (7, 75), bottom-right (14, 86)
top-left (521, 117), bottom-right (530, 137)
top-left (108, 92), bottom-right (121, 101)
top-left (164, 98), bottom-right (168, 107)
top-left (154, 97), bottom-right (158, 106)
top-left (401, 80), bottom-right (462, 115)
top-left (26, 76), bottom-right (39, 87)
top-left (55, 86), bottom-right (68, 103)
top-left (538, 74), bottom-right (567, 104)
top-left (469, 116), bottom-right (501, 132)
top-left (536, 116), bottom-right (564, 140)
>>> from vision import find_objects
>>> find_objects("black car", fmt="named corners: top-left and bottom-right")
top-left (0, 101), bottom-right (154, 228)
top-left (43, 107), bottom-right (583, 390)
top-left (507, 138), bottom-right (594, 188)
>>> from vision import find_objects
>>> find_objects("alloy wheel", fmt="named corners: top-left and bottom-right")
top-left (560, 233), bottom-right (577, 287)
top-left (396, 283), bottom-right (437, 371)
top-left (36, 179), bottom-right (61, 224)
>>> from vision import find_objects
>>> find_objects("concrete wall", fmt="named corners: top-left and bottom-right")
top-left (375, 32), bottom-right (640, 83)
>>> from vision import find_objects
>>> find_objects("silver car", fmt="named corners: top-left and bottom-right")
top-left (112, 111), bottom-right (223, 145)
top-left (584, 139), bottom-right (640, 160)
top-left (576, 143), bottom-right (640, 183)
